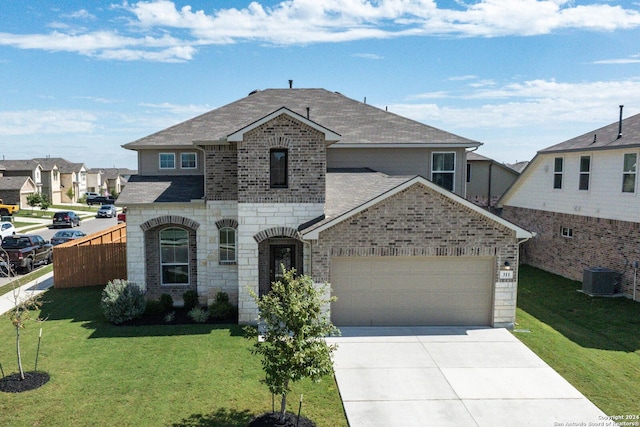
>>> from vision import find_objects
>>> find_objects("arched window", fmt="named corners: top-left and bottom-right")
top-left (219, 227), bottom-right (236, 264)
top-left (160, 227), bottom-right (189, 285)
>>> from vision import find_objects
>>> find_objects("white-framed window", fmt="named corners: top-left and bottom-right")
top-left (219, 227), bottom-right (236, 264)
top-left (561, 227), bottom-right (573, 238)
top-left (160, 227), bottom-right (189, 285)
top-left (159, 153), bottom-right (176, 169)
top-left (432, 152), bottom-right (455, 191)
top-left (181, 152), bottom-right (197, 169)
top-left (622, 153), bottom-right (637, 193)
top-left (553, 157), bottom-right (563, 189)
top-left (579, 155), bottom-right (591, 191)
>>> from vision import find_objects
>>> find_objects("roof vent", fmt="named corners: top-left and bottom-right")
top-left (618, 105), bottom-right (624, 139)
top-left (248, 89), bottom-right (259, 96)
top-left (289, 79), bottom-right (293, 89)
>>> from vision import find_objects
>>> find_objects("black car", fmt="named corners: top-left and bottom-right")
top-left (52, 211), bottom-right (80, 228)
top-left (87, 196), bottom-right (115, 206)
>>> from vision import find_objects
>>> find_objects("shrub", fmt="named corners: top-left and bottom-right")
top-left (182, 290), bottom-right (200, 310)
top-left (164, 311), bottom-right (175, 323)
top-left (100, 279), bottom-right (146, 325)
top-left (159, 293), bottom-right (174, 312)
top-left (144, 299), bottom-right (164, 316)
top-left (209, 292), bottom-right (237, 321)
top-left (187, 307), bottom-right (210, 323)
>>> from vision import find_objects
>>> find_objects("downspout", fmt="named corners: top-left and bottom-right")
top-left (194, 143), bottom-right (208, 201)
top-left (487, 162), bottom-right (493, 209)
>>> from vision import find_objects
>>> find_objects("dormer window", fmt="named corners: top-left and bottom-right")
top-left (270, 149), bottom-right (288, 188)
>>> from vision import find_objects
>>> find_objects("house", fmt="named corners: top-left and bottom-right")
top-left (33, 158), bottom-right (87, 203)
top-left (117, 88), bottom-right (532, 327)
top-left (465, 152), bottom-right (520, 209)
top-left (0, 176), bottom-right (37, 209)
top-left (86, 168), bottom-right (107, 196)
top-left (499, 110), bottom-right (640, 299)
top-left (0, 160), bottom-right (44, 195)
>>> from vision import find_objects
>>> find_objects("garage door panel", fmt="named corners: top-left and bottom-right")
top-left (331, 256), bottom-right (494, 326)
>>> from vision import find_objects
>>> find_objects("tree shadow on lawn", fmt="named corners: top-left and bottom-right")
top-left (518, 265), bottom-right (640, 352)
top-left (39, 286), bottom-right (244, 339)
top-left (171, 408), bottom-right (254, 427)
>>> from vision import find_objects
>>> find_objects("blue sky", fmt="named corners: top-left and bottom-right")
top-left (1, 0), bottom-right (640, 170)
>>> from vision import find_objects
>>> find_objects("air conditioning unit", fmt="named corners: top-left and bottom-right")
top-left (582, 267), bottom-right (618, 296)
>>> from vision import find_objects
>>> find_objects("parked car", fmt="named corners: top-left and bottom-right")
top-left (53, 211), bottom-right (81, 228)
top-left (84, 192), bottom-right (99, 199)
top-left (87, 196), bottom-right (115, 206)
top-left (0, 221), bottom-right (17, 240)
top-left (51, 230), bottom-right (87, 246)
top-left (97, 205), bottom-right (117, 218)
top-left (117, 212), bottom-right (126, 223)
top-left (0, 234), bottom-right (53, 273)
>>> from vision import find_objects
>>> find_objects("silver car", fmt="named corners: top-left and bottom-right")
top-left (97, 204), bottom-right (117, 218)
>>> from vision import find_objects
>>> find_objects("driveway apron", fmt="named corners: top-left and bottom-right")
top-left (328, 327), bottom-right (608, 427)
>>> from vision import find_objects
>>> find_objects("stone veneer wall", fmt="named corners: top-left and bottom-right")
top-left (237, 202), bottom-right (322, 324)
top-left (125, 201), bottom-right (240, 306)
top-left (312, 184), bottom-right (521, 327)
top-left (502, 206), bottom-right (640, 298)
top-left (237, 115), bottom-right (326, 204)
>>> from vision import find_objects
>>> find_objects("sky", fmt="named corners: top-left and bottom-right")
top-left (1, 0), bottom-right (640, 171)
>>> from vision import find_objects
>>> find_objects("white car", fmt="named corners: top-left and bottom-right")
top-left (0, 221), bottom-right (17, 240)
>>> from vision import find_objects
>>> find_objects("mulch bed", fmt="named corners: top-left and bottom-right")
top-left (0, 371), bottom-right (50, 393)
top-left (119, 308), bottom-right (236, 326)
top-left (247, 412), bottom-right (316, 427)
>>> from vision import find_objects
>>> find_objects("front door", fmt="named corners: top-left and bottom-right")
top-left (270, 244), bottom-right (296, 283)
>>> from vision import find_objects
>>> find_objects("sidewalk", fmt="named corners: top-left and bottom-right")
top-left (0, 272), bottom-right (54, 316)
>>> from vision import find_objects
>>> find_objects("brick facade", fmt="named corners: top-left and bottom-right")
top-left (311, 184), bottom-right (521, 327)
top-left (205, 144), bottom-right (237, 201)
top-left (237, 115), bottom-right (326, 204)
top-left (502, 206), bottom-right (640, 297)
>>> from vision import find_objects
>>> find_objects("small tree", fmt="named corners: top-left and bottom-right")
top-left (39, 194), bottom-right (50, 211)
top-left (246, 266), bottom-right (339, 423)
top-left (26, 193), bottom-right (43, 213)
top-left (65, 188), bottom-right (75, 203)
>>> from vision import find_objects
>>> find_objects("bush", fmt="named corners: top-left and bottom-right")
top-left (144, 299), bottom-right (164, 316)
top-left (182, 290), bottom-right (200, 310)
top-left (159, 293), bottom-right (174, 312)
top-left (187, 307), bottom-right (210, 323)
top-left (100, 279), bottom-right (146, 325)
top-left (209, 292), bottom-right (237, 321)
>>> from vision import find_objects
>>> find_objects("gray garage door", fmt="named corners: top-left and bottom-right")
top-left (330, 256), bottom-right (494, 326)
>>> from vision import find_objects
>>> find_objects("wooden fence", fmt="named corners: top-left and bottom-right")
top-left (53, 223), bottom-right (127, 288)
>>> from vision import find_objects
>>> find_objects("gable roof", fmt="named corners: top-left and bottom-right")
top-left (0, 160), bottom-right (42, 172)
top-left (540, 112), bottom-right (640, 154)
top-left (0, 176), bottom-right (34, 191)
top-left (301, 169), bottom-right (532, 240)
top-left (123, 88), bottom-right (481, 150)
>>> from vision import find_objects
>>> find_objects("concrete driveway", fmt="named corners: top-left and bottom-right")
top-left (327, 327), bottom-right (608, 427)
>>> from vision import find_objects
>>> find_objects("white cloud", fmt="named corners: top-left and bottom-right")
top-left (1, 1), bottom-right (640, 61)
top-left (0, 110), bottom-right (97, 136)
top-left (352, 53), bottom-right (383, 59)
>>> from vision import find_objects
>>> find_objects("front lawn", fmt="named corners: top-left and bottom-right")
top-left (514, 265), bottom-right (640, 416)
top-left (0, 286), bottom-right (347, 427)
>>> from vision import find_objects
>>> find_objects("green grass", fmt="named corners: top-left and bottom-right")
top-left (514, 265), bottom-right (640, 416)
top-left (0, 265), bottom-right (53, 298)
top-left (0, 286), bottom-right (347, 427)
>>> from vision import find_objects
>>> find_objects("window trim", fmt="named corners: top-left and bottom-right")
top-left (561, 226), bottom-right (573, 238)
top-left (159, 153), bottom-right (176, 170)
top-left (270, 148), bottom-right (289, 188)
top-left (160, 227), bottom-right (189, 286)
top-left (622, 152), bottom-right (637, 194)
top-left (218, 227), bottom-right (237, 264)
top-left (432, 151), bottom-right (456, 192)
top-left (553, 157), bottom-right (563, 189)
top-left (180, 152), bottom-right (197, 170)
top-left (579, 155), bottom-right (591, 191)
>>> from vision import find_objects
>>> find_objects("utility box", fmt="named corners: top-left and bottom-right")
top-left (582, 267), bottom-right (617, 296)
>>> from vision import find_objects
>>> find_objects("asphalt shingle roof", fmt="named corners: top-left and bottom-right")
top-left (540, 112), bottom-right (640, 153)
top-left (123, 89), bottom-right (480, 149)
top-left (116, 175), bottom-right (204, 205)
top-left (0, 176), bottom-right (31, 191)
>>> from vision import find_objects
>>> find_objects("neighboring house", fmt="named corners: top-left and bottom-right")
top-left (506, 160), bottom-right (529, 173)
top-left (101, 168), bottom-right (136, 196)
top-left (24, 159), bottom-right (62, 204)
top-left (86, 168), bottom-right (107, 195)
top-left (499, 111), bottom-right (640, 299)
top-left (0, 160), bottom-right (44, 195)
top-left (117, 88), bottom-right (532, 327)
top-left (465, 152), bottom-right (520, 209)
top-left (34, 158), bottom-right (87, 203)
top-left (0, 176), bottom-right (37, 209)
